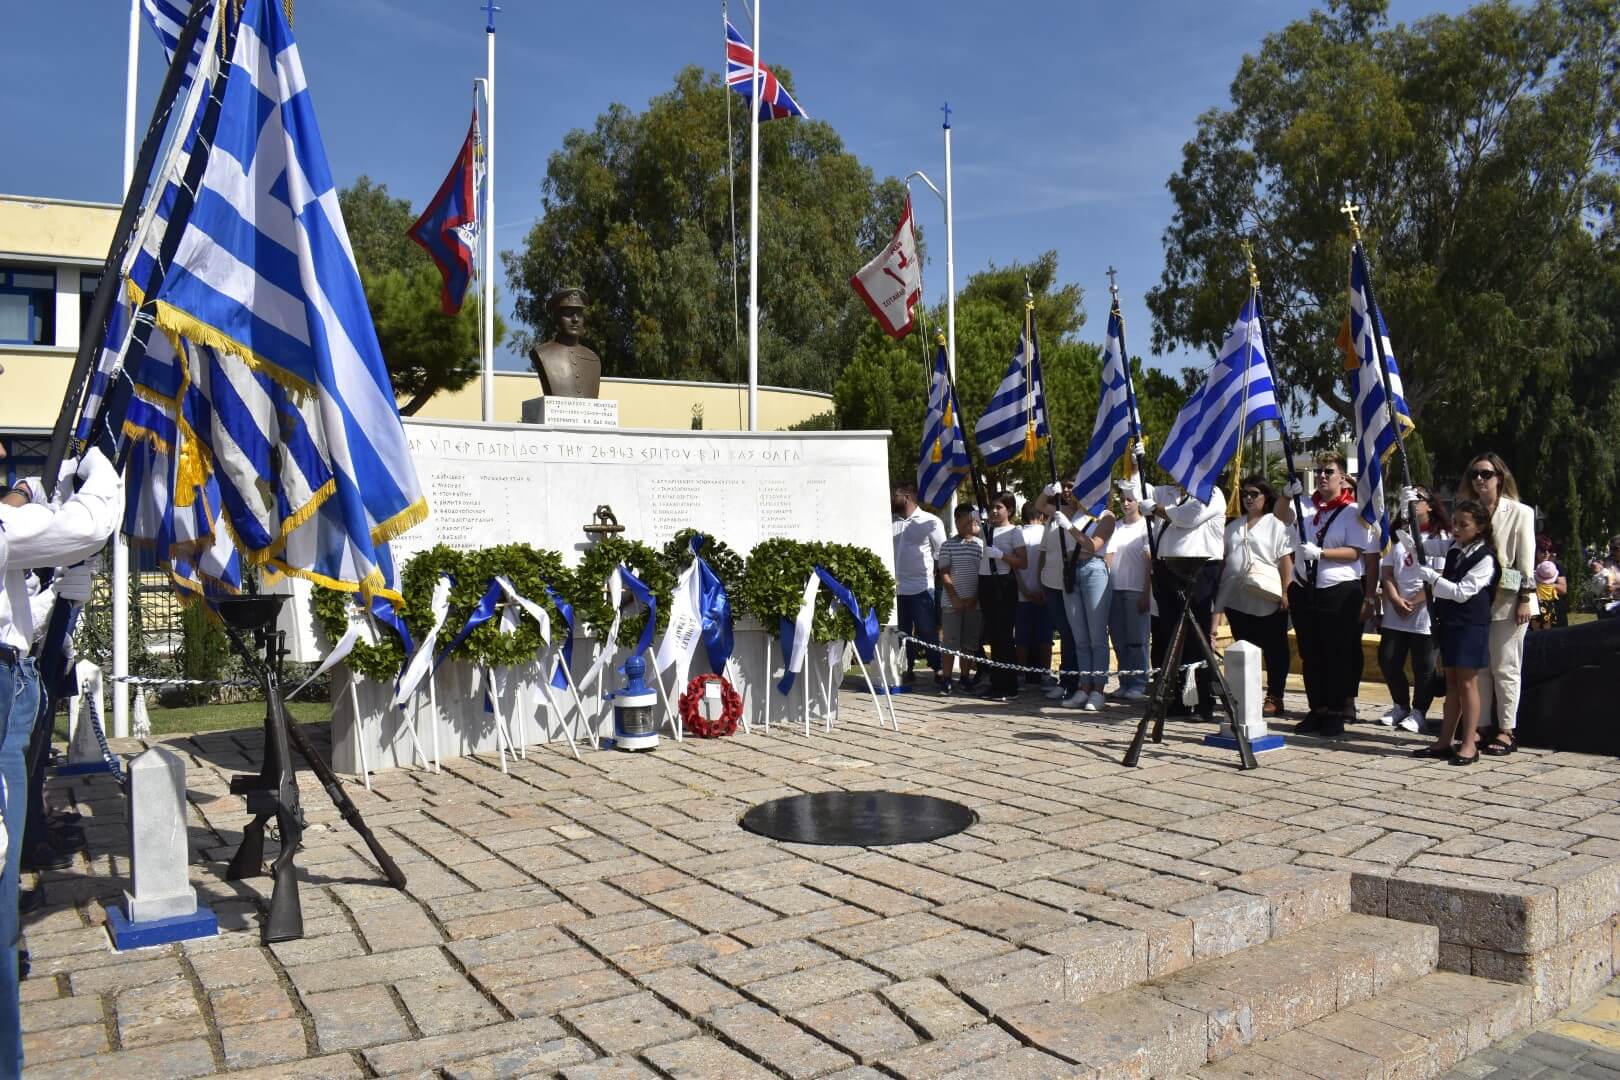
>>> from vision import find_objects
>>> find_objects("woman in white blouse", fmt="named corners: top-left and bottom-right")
top-left (1216, 476), bottom-right (1294, 716)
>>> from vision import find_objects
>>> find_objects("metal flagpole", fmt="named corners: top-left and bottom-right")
top-left (942, 107), bottom-right (956, 390)
top-left (114, 0), bottom-right (142, 738)
top-left (746, 0), bottom-right (762, 430)
top-left (480, 1), bottom-right (499, 423)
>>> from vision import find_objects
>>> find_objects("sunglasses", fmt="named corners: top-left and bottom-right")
top-left (1240, 489), bottom-right (1263, 499)
top-left (1317, 468), bottom-right (1340, 477)
top-left (1468, 468), bottom-right (1498, 481)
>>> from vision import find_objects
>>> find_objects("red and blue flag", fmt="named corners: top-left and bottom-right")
top-left (725, 17), bottom-right (807, 121)
top-left (408, 109), bottom-right (481, 315)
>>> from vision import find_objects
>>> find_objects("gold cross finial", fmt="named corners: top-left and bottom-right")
top-left (936, 329), bottom-right (947, 347)
top-left (1339, 199), bottom-right (1363, 240)
top-left (1241, 237), bottom-right (1259, 291)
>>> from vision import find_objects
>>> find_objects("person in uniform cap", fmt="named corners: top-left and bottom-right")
top-left (0, 360), bottom-right (121, 1075)
top-left (528, 286), bottom-right (601, 398)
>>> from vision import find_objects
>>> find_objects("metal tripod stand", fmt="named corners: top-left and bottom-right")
top-left (1123, 559), bottom-right (1258, 770)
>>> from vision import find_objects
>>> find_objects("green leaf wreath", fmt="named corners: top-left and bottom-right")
top-left (310, 585), bottom-right (406, 683)
top-left (569, 537), bottom-right (675, 647)
top-left (736, 539), bottom-right (895, 644)
top-left (452, 543), bottom-right (573, 668)
top-left (661, 528), bottom-right (746, 598)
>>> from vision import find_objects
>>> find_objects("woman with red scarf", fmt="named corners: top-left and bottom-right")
top-left (1274, 452), bottom-right (1378, 736)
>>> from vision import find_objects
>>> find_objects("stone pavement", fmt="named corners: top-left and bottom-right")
top-left (1445, 976), bottom-right (1620, 1078)
top-left (20, 684), bottom-right (1620, 1078)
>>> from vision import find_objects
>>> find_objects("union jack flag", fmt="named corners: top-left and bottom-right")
top-left (725, 17), bottom-right (807, 121)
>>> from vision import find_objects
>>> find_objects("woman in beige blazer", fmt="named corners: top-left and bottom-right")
top-left (1462, 452), bottom-right (1536, 753)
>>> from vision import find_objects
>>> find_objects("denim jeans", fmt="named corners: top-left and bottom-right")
top-left (1064, 559), bottom-right (1113, 692)
top-left (1044, 586), bottom-right (1078, 693)
top-left (1109, 589), bottom-right (1150, 694)
top-left (0, 657), bottom-right (39, 1076)
top-left (895, 590), bottom-right (940, 673)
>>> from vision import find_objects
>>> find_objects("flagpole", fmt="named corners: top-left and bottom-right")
top-left (114, 0), bottom-right (141, 738)
top-left (1339, 202), bottom-right (1419, 536)
top-left (481, 1), bottom-right (499, 423)
top-left (1025, 279), bottom-right (1057, 484)
top-left (747, 0), bottom-right (761, 431)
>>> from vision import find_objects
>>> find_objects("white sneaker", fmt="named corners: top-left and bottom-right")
top-left (1061, 690), bottom-right (1089, 709)
top-left (1398, 710), bottom-right (1423, 733)
top-left (1117, 688), bottom-right (1150, 703)
top-left (1378, 705), bottom-right (1407, 727)
top-left (1043, 685), bottom-right (1067, 700)
top-left (1088, 691), bottom-right (1106, 711)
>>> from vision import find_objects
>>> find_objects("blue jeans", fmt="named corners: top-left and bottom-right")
top-left (1064, 559), bottom-right (1113, 692)
top-left (1109, 589), bottom-right (1151, 694)
top-left (895, 590), bottom-right (940, 673)
top-left (1045, 586), bottom-right (1078, 693)
top-left (0, 657), bottom-right (39, 1076)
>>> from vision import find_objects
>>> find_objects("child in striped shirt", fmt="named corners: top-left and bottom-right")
top-left (937, 504), bottom-right (985, 695)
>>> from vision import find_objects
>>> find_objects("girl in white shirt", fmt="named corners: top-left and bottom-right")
top-left (1411, 500), bottom-right (1498, 766)
top-left (1377, 490), bottom-right (1449, 733)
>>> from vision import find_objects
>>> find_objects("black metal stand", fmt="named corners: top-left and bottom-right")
top-left (218, 596), bottom-right (406, 943)
top-left (1124, 563), bottom-right (1258, 771)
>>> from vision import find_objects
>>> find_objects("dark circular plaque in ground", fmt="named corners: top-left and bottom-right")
top-left (739, 791), bottom-right (977, 847)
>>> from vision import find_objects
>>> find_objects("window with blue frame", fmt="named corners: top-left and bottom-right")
top-left (80, 271), bottom-right (102, 335)
top-left (0, 265), bottom-right (57, 346)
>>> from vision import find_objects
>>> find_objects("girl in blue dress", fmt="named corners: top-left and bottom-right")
top-left (1410, 500), bottom-right (1498, 765)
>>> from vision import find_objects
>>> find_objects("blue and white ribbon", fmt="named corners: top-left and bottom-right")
top-left (777, 571), bottom-right (820, 695)
top-left (394, 574), bottom-right (453, 707)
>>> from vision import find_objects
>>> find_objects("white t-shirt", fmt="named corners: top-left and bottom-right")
top-left (1039, 521), bottom-right (1069, 591)
top-left (979, 524), bottom-right (1025, 577)
top-left (1106, 517), bottom-right (1151, 594)
top-left (1380, 531), bottom-right (1450, 635)
top-left (1016, 523), bottom-right (1044, 597)
top-left (1154, 486), bottom-right (1226, 561)
top-left (1219, 515), bottom-right (1294, 617)
top-left (1293, 502), bottom-right (1377, 589)
top-left (892, 508), bottom-right (946, 596)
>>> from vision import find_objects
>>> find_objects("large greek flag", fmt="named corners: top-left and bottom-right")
top-left (1348, 247), bottom-right (1415, 548)
top-left (975, 322), bottom-right (1048, 468)
top-left (1072, 307), bottom-right (1133, 516)
top-left (141, 0), bottom-right (215, 102)
top-left (1157, 295), bottom-right (1280, 503)
top-left (917, 342), bottom-right (969, 511)
top-left (140, 0), bottom-right (424, 601)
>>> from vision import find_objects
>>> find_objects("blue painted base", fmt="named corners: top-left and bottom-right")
top-left (56, 759), bottom-right (115, 776)
top-left (1204, 731), bottom-right (1287, 753)
top-left (883, 685), bottom-right (912, 696)
top-left (107, 903), bottom-right (218, 950)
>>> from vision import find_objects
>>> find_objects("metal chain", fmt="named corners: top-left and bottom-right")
top-left (82, 683), bottom-right (127, 786)
top-left (896, 632), bottom-right (1198, 680)
top-left (105, 674), bottom-right (257, 688)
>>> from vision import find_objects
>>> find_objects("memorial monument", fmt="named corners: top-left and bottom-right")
top-left (528, 287), bottom-right (601, 398)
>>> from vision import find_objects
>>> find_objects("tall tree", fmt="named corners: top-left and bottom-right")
top-left (338, 176), bottom-right (502, 415)
top-left (1147, 0), bottom-right (1618, 511)
top-left (503, 66), bottom-right (908, 393)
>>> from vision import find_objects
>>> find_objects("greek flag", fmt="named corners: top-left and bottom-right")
top-left (1157, 295), bottom-right (1280, 503)
top-left (917, 342), bottom-right (968, 511)
top-left (975, 320), bottom-right (1048, 468)
top-left (141, 0), bottom-right (215, 102)
top-left (141, 0), bottom-right (425, 602)
top-left (1072, 307), bottom-right (1133, 516)
top-left (1348, 247), bottom-right (1415, 548)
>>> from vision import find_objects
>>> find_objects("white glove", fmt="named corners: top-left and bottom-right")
top-left (1401, 486), bottom-right (1420, 506)
top-left (1416, 565), bottom-right (1440, 585)
top-left (1136, 497), bottom-right (1156, 515)
top-left (1283, 477), bottom-right (1305, 498)
top-left (1299, 541), bottom-right (1323, 561)
top-left (56, 562), bottom-right (94, 603)
top-left (1118, 476), bottom-right (1144, 502)
top-left (75, 447), bottom-right (119, 497)
top-left (1042, 482), bottom-right (1062, 499)
top-left (985, 547), bottom-right (1005, 563)
top-left (1052, 511), bottom-right (1073, 532)
top-left (1395, 530), bottom-right (1416, 554)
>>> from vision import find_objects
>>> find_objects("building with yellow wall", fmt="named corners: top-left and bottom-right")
top-left (1, 193), bottom-right (835, 482)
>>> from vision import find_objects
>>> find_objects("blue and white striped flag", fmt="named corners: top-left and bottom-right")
top-left (1157, 295), bottom-right (1280, 503)
top-left (141, 0), bottom-right (215, 103)
top-left (1348, 247), bottom-right (1415, 549)
top-left (917, 342), bottom-right (969, 511)
top-left (141, 0), bottom-right (425, 603)
top-left (974, 319), bottom-right (1048, 468)
top-left (1072, 306), bottom-right (1133, 516)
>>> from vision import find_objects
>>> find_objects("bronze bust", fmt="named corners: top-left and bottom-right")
top-left (528, 287), bottom-right (601, 398)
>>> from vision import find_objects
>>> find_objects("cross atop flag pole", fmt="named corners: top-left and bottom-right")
top-left (725, 16), bottom-right (807, 121)
top-left (1157, 295), bottom-right (1280, 503)
top-left (409, 109), bottom-right (482, 315)
top-left (850, 196), bottom-right (922, 338)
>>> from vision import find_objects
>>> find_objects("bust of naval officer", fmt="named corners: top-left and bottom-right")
top-left (527, 287), bottom-right (601, 398)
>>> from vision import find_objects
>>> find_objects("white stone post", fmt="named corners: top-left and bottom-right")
top-left (124, 746), bottom-right (198, 922)
top-left (1221, 641), bottom-right (1267, 743)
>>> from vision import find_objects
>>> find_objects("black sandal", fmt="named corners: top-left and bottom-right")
top-left (1481, 738), bottom-right (1517, 756)
top-left (1411, 745), bottom-right (1452, 759)
top-left (1449, 750), bottom-right (1479, 766)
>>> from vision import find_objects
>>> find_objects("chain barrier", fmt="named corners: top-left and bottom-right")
top-left (82, 684), bottom-right (126, 786)
top-left (896, 632), bottom-right (1200, 681)
top-left (104, 674), bottom-right (258, 689)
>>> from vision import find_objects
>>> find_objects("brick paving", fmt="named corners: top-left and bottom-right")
top-left (20, 685), bottom-right (1620, 1077)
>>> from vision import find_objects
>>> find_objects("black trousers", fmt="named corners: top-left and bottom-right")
top-left (979, 573), bottom-right (1020, 694)
top-left (1378, 628), bottom-right (1437, 712)
top-left (1291, 580), bottom-right (1364, 713)
top-left (1225, 607), bottom-right (1292, 698)
top-left (1151, 560), bottom-right (1220, 714)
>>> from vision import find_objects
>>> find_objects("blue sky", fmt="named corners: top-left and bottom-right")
top-left (1, 0), bottom-right (1469, 386)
